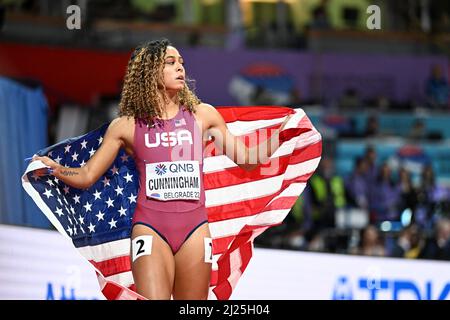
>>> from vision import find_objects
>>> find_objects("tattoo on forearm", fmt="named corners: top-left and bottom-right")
top-left (60, 170), bottom-right (79, 177)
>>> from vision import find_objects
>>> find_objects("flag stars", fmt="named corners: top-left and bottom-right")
top-left (121, 154), bottom-right (129, 163)
top-left (73, 194), bottom-right (80, 204)
top-left (57, 197), bottom-right (63, 206)
top-left (114, 185), bottom-right (123, 196)
top-left (111, 165), bottom-right (119, 175)
top-left (102, 177), bottom-right (110, 187)
top-left (55, 207), bottom-right (64, 217)
top-left (128, 193), bottom-right (137, 204)
top-left (118, 206), bottom-right (127, 217)
top-left (66, 226), bottom-right (73, 236)
top-left (80, 140), bottom-right (88, 149)
top-left (89, 148), bottom-right (96, 157)
top-left (80, 160), bottom-right (86, 167)
top-left (43, 189), bottom-right (53, 199)
top-left (98, 136), bottom-right (103, 145)
top-left (105, 197), bottom-right (114, 208)
top-left (78, 215), bottom-right (85, 225)
top-left (46, 178), bottom-right (54, 187)
top-left (93, 190), bottom-right (102, 200)
top-left (64, 145), bottom-right (71, 153)
top-left (71, 152), bottom-right (79, 162)
top-left (124, 172), bottom-right (133, 183)
top-left (83, 202), bottom-right (92, 212)
top-left (63, 186), bottom-right (70, 194)
top-left (96, 211), bottom-right (105, 221)
top-left (88, 223), bottom-right (95, 233)
top-left (54, 155), bottom-right (62, 164)
top-left (108, 218), bottom-right (117, 229)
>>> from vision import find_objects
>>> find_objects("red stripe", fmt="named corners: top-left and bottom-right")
top-left (90, 255), bottom-right (131, 277)
top-left (213, 280), bottom-right (233, 301)
top-left (239, 240), bottom-right (253, 273)
top-left (216, 106), bottom-right (294, 122)
top-left (102, 282), bottom-right (123, 300)
top-left (204, 141), bottom-right (322, 190)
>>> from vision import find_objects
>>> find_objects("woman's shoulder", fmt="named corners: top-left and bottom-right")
top-left (195, 102), bottom-right (215, 113)
top-left (107, 116), bottom-right (135, 135)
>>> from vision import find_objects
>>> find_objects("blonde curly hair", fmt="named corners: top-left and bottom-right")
top-left (118, 39), bottom-right (201, 124)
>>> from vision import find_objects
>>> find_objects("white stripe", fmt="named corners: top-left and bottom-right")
top-left (227, 249), bottom-right (243, 290)
top-left (205, 156), bottom-right (315, 207)
top-left (284, 157), bottom-right (322, 180)
top-left (77, 238), bottom-right (130, 261)
top-left (227, 116), bottom-right (287, 135)
top-left (105, 271), bottom-right (134, 289)
top-left (209, 209), bottom-right (289, 239)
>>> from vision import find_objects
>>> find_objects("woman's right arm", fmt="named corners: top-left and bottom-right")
top-left (32, 117), bottom-right (129, 190)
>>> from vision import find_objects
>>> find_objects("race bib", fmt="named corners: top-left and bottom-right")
top-left (145, 160), bottom-right (201, 201)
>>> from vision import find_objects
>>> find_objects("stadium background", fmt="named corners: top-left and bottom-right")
top-left (0, 0), bottom-right (449, 300)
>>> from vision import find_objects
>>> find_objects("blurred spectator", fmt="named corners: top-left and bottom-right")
top-left (345, 157), bottom-right (369, 210)
top-left (310, 0), bottom-right (331, 30)
top-left (397, 168), bottom-right (418, 219)
top-left (408, 119), bottom-right (427, 141)
top-left (350, 225), bottom-right (386, 257)
top-left (362, 115), bottom-right (381, 138)
top-left (338, 88), bottom-right (361, 110)
top-left (308, 158), bottom-right (346, 232)
top-left (286, 87), bottom-right (302, 108)
top-left (370, 163), bottom-right (400, 223)
top-left (251, 85), bottom-right (275, 105)
top-left (363, 145), bottom-right (378, 184)
top-left (390, 224), bottom-right (424, 259)
top-left (415, 164), bottom-right (437, 228)
top-left (425, 65), bottom-right (449, 110)
top-left (420, 218), bottom-right (450, 260)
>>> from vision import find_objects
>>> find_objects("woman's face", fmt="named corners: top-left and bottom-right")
top-left (162, 46), bottom-right (185, 92)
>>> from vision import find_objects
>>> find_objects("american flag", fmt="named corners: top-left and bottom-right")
top-left (22, 106), bottom-right (322, 300)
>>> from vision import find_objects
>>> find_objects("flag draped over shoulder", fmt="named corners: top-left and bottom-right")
top-left (22, 106), bottom-right (322, 300)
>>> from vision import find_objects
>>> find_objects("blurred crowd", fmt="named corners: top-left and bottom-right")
top-left (256, 143), bottom-right (450, 261)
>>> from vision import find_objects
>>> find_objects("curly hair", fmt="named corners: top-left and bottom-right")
top-left (118, 38), bottom-right (201, 124)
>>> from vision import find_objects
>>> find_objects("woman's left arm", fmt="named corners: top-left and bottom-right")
top-left (200, 104), bottom-right (291, 171)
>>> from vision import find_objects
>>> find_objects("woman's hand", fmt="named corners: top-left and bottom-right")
top-left (31, 155), bottom-right (61, 177)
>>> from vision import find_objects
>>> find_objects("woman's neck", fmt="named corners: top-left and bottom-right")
top-left (162, 104), bottom-right (180, 119)
top-left (160, 91), bottom-right (180, 119)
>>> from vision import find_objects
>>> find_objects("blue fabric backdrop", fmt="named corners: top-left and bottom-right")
top-left (0, 77), bottom-right (50, 228)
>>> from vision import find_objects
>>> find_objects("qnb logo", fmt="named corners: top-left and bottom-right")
top-left (155, 163), bottom-right (167, 176)
top-left (145, 130), bottom-right (193, 148)
top-left (332, 276), bottom-right (450, 300)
